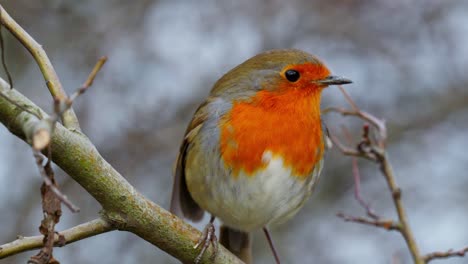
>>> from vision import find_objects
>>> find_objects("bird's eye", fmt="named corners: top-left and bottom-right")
top-left (285, 69), bottom-right (300, 82)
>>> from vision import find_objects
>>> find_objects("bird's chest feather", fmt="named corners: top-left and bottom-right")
top-left (219, 89), bottom-right (324, 179)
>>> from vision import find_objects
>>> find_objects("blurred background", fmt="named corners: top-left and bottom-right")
top-left (1, 0), bottom-right (468, 263)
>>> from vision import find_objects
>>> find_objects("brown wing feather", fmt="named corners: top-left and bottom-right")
top-left (170, 102), bottom-right (209, 222)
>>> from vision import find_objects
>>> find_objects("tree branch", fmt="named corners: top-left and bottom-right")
top-left (57, 56), bottom-right (107, 116)
top-left (330, 86), bottom-right (424, 264)
top-left (0, 7), bottom-right (13, 89)
top-left (336, 212), bottom-right (400, 231)
top-left (378, 152), bottom-right (424, 263)
top-left (33, 150), bottom-right (80, 213)
top-left (0, 78), bottom-right (243, 263)
top-left (0, 218), bottom-right (113, 259)
top-left (423, 247), bottom-right (468, 263)
top-left (0, 4), bottom-right (80, 130)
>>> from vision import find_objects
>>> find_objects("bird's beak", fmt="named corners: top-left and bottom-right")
top-left (317, 75), bottom-right (352, 86)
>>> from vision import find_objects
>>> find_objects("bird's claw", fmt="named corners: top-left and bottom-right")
top-left (194, 221), bottom-right (218, 263)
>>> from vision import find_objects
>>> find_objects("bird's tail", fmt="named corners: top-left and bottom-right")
top-left (219, 225), bottom-right (252, 264)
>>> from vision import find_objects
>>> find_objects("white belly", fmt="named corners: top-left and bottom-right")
top-left (206, 151), bottom-right (323, 232)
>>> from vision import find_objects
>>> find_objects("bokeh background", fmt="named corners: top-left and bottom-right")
top-left (1, 0), bottom-right (468, 263)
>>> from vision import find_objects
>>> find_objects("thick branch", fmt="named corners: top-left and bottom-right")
top-left (0, 218), bottom-right (113, 258)
top-left (0, 5), bottom-right (80, 130)
top-left (0, 79), bottom-right (243, 264)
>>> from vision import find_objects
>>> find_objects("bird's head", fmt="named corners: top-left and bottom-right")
top-left (211, 49), bottom-right (352, 100)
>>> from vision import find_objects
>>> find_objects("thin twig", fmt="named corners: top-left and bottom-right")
top-left (52, 56), bottom-right (107, 123)
top-left (33, 151), bottom-right (80, 213)
top-left (30, 148), bottom-right (62, 264)
top-left (379, 155), bottom-right (423, 264)
top-left (75, 56), bottom-right (107, 96)
top-left (326, 87), bottom-right (387, 148)
top-left (325, 106), bottom-right (386, 144)
top-left (337, 212), bottom-right (400, 231)
top-left (351, 157), bottom-right (379, 219)
top-left (329, 131), bottom-right (375, 161)
top-left (339, 125), bottom-right (379, 219)
top-left (0, 218), bottom-right (113, 259)
top-left (0, 8), bottom-right (13, 89)
top-left (423, 247), bottom-right (468, 263)
top-left (338, 85), bottom-right (358, 110)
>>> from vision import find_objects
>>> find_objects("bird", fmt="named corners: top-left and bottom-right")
top-left (170, 49), bottom-right (352, 264)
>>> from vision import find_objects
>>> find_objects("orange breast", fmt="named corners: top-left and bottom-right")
top-left (219, 87), bottom-right (324, 179)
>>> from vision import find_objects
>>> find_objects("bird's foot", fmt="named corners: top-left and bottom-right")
top-left (194, 216), bottom-right (218, 263)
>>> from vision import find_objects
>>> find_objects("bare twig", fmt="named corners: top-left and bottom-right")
top-left (379, 155), bottom-right (423, 264)
top-left (51, 56), bottom-right (107, 125)
top-left (331, 87), bottom-right (424, 264)
top-left (337, 85), bottom-right (386, 134)
top-left (29, 152), bottom-right (62, 264)
top-left (351, 157), bottom-right (379, 219)
top-left (338, 85), bottom-right (359, 111)
top-left (0, 218), bottom-right (113, 259)
top-left (325, 86), bottom-right (387, 148)
top-left (0, 8), bottom-right (13, 89)
top-left (33, 151), bottom-right (80, 213)
top-left (325, 106), bottom-right (386, 146)
top-left (0, 4), bottom-right (80, 130)
top-left (337, 212), bottom-right (400, 231)
top-left (73, 56), bottom-right (107, 100)
top-left (329, 132), bottom-right (373, 160)
top-left (339, 125), bottom-right (379, 219)
top-left (423, 247), bottom-right (468, 263)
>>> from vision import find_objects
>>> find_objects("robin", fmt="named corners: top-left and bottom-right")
top-left (170, 49), bottom-right (352, 263)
